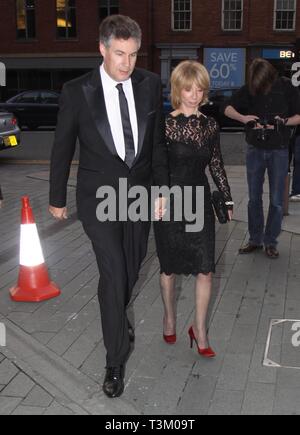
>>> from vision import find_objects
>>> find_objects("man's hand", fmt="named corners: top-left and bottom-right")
top-left (154, 197), bottom-right (168, 221)
top-left (49, 205), bottom-right (68, 220)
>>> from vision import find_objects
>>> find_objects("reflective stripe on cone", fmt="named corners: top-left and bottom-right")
top-left (9, 196), bottom-right (61, 303)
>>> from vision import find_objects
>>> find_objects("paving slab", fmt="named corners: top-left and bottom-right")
top-left (0, 163), bottom-right (299, 415)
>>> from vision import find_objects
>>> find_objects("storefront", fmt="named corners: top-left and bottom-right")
top-left (249, 47), bottom-right (296, 78)
top-left (0, 56), bottom-right (98, 100)
top-left (156, 44), bottom-right (202, 88)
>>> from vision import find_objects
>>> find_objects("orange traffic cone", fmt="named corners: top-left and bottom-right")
top-left (10, 196), bottom-right (61, 302)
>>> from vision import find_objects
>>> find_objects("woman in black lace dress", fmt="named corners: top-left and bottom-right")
top-left (154, 61), bottom-right (233, 357)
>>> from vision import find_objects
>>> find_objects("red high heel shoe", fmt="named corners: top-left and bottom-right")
top-left (163, 333), bottom-right (177, 344)
top-left (188, 326), bottom-right (216, 358)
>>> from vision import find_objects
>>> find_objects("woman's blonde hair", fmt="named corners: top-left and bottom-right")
top-left (170, 61), bottom-right (210, 110)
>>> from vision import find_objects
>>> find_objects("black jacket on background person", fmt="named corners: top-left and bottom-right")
top-left (226, 77), bottom-right (300, 123)
top-left (225, 77), bottom-right (300, 150)
top-left (0, 185), bottom-right (3, 201)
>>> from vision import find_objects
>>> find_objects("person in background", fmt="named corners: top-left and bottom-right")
top-left (290, 126), bottom-right (300, 202)
top-left (224, 58), bottom-right (300, 259)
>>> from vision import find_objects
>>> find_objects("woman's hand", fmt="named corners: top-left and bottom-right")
top-left (228, 209), bottom-right (234, 221)
top-left (154, 197), bottom-right (168, 221)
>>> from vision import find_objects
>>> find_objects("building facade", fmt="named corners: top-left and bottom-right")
top-left (0, 0), bottom-right (299, 99)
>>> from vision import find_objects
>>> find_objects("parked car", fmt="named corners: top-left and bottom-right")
top-left (163, 88), bottom-right (244, 131)
top-left (0, 111), bottom-right (21, 151)
top-left (0, 90), bottom-right (60, 130)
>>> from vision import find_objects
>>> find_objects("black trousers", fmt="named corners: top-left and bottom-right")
top-left (82, 220), bottom-right (150, 367)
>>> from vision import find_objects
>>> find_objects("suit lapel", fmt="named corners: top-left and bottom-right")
top-left (131, 70), bottom-right (151, 164)
top-left (82, 67), bottom-right (119, 158)
top-left (82, 67), bottom-right (151, 165)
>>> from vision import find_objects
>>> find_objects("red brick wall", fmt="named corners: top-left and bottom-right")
top-left (247, 0), bottom-right (299, 43)
top-left (0, 0), bottom-right (101, 54)
top-left (151, 0), bottom-right (299, 46)
top-left (0, 0), bottom-right (299, 67)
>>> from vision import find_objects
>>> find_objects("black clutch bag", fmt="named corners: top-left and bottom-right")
top-left (211, 191), bottom-right (229, 224)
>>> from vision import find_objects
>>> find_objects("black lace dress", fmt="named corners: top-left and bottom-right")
top-left (154, 113), bottom-right (232, 276)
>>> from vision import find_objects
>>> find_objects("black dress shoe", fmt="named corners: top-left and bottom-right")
top-left (265, 246), bottom-right (279, 259)
top-left (239, 243), bottom-right (263, 254)
top-left (103, 366), bottom-right (125, 398)
top-left (128, 320), bottom-right (135, 343)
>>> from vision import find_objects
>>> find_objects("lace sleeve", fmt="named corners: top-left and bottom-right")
top-left (208, 120), bottom-right (232, 202)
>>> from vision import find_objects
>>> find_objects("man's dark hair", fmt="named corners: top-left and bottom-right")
top-left (99, 15), bottom-right (142, 48)
top-left (248, 58), bottom-right (278, 96)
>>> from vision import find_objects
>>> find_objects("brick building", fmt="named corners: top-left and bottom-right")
top-left (0, 0), bottom-right (299, 99)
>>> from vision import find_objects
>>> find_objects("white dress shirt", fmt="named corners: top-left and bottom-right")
top-left (100, 64), bottom-right (138, 161)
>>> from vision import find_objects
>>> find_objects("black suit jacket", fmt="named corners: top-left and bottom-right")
top-left (50, 66), bottom-right (169, 224)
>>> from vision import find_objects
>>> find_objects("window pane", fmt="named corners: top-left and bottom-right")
top-left (99, 9), bottom-right (108, 20)
top-left (16, 0), bottom-right (36, 39)
top-left (224, 0), bottom-right (230, 10)
top-left (68, 8), bottom-right (77, 37)
top-left (57, 0), bottom-right (77, 38)
top-left (173, 0), bottom-right (191, 30)
top-left (111, 7), bottom-right (118, 15)
top-left (275, 8), bottom-right (295, 29)
top-left (57, 0), bottom-right (66, 8)
top-left (41, 91), bottom-right (59, 103)
top-left (16, 0), bottom-right (26, 38)
top-left (99, 0), bottom-right (119, 22)
top-left (27, 10), bottom-right (36, 38)
top-left (26, 0), bottom-right (35, 7)
top-left (57, 9), bottom-right (66, 28)
top-left (18, 91), bottom-right (39, 103)
top-left (223, 0), bottom-right (243, 30)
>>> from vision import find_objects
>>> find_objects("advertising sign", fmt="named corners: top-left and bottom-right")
top-left (204, 48), bottom-right (246, 89)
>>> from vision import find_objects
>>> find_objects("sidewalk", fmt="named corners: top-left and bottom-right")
top-left (0, 163), bottom-right (300, 415)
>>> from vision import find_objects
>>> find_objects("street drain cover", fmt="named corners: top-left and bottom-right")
top-left (264, 319), bottom-right (300, 370)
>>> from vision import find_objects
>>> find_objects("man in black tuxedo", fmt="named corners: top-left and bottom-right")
top-left (49, 15), bottom-right (169, 398)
